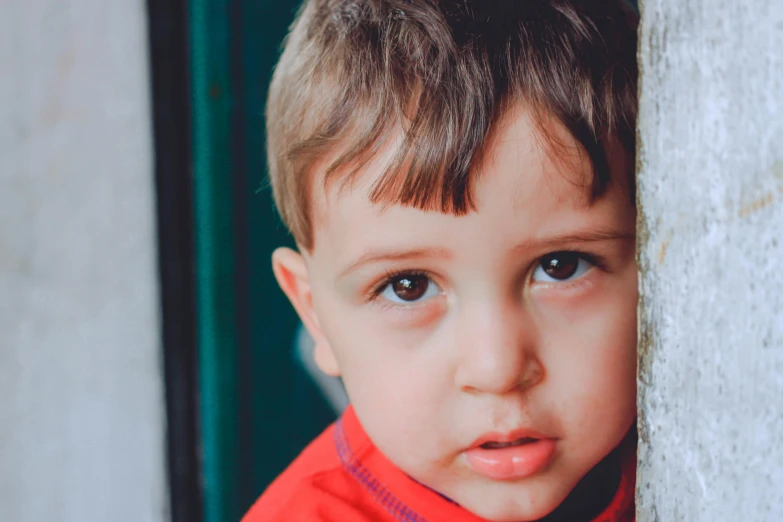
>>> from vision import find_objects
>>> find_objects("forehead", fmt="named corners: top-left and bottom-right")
top-left (306, 103), bottom-right (631, 255)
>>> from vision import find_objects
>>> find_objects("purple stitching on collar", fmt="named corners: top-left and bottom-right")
top-left (333, 418), bottom-right (429, 522)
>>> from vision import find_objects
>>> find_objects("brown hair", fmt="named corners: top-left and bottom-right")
top-left (266, 0), bottom-right (638, 250)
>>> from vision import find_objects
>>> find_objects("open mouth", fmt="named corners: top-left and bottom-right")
top-left (466, 434), bottom-right (557, 480)
top-left (479, 437), bottom-right (538, 450)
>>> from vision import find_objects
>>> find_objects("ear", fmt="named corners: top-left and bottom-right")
top-left (271, 247), bottom-right (341, 377)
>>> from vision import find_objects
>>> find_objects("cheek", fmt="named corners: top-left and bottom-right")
top-left (313, 296), bottom-right (442, 404)
top-left (536, 265), bottom-right (638, 358)
top-left (311, 294), bottom-right (452, 455)
top-left (541, 275), bottom-right (638, 429)
top-left (321, 319), bottom-right (447, 472)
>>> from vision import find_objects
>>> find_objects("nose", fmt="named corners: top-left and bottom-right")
top-left (453, 303), bottom-right (543, 395)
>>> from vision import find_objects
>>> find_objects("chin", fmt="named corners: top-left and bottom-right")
top-left (459, 490), bottom-right (565, 522)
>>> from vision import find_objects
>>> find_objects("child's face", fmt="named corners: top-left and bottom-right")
top-left (274, 104), bottom-right (637, 521)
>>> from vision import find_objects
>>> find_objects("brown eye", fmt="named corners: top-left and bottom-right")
top-left (391, 275), bottom-right (430, 301)
top-left (539, 252), bottom-right (581, 281)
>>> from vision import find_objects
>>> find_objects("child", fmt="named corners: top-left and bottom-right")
top-left (245, 0), bottom-right (639, 520)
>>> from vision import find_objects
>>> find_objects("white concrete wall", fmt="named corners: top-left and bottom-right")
top-left (0, 2), bottom-right (168, 521)
top-left (637, 0), bottom-right (783, 520)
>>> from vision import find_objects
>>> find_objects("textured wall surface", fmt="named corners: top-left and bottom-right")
top-left (0, 2), bottom-right (168, 521)
top-left (637, 0), bottom-right (783, 520)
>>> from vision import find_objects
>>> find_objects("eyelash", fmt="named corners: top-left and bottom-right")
top-left (531, 250), bottom-right (607, 288)
top-left (365, 250), bottom-right (608, 302)
top-left (551, 250), bottom-right (607, 272)
top-left (367, 268), bottom-right (432, 302)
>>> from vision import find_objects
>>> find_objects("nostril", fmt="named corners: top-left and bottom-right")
top-left (518, 364), bottom-right (544, 390)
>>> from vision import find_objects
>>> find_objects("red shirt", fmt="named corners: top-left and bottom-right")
top-left (244, 406), bottom-right (635, 522)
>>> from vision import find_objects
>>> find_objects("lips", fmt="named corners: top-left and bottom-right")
top-left (479, 437), bottom-right (537, 450)
top-left (465, 429), bottom-right (557, 480)
top-left (469, 428), bottom-right (549, 450)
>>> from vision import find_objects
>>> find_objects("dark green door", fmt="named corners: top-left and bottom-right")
top-left (189, 1), bottom-right (337, 520)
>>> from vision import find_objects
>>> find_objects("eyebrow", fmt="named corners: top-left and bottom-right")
top-left (512, 228), bottom-right (635, 253)
top-left (338, 247), bottom-right (451, 278)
